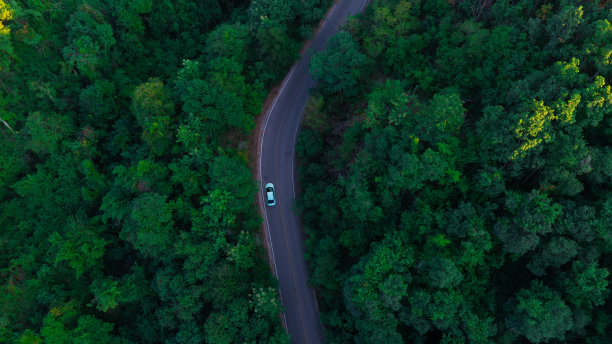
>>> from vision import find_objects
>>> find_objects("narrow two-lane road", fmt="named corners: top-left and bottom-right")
top-left (258, 1), bottom-right (370, 343)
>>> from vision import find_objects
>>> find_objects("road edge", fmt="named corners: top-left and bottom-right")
top-left (249, 0), bottom-right (370, 335)
top-left (248, 0), bottom-right (344, 327)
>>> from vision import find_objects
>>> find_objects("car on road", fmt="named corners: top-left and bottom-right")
top-left (265, 183), bottom-right (276, 206)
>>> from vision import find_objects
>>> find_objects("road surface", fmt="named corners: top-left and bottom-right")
top-left (258, 1), bottom-right (370, 343)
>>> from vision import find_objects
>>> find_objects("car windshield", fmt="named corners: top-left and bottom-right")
top-left (267, 187), bottom-right (273, 192)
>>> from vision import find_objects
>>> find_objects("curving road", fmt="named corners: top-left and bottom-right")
top-left (258, 1), bottom-right (370, 343)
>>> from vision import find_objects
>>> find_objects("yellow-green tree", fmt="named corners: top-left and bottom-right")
top-left (132, 78), bottom-right (175, 156)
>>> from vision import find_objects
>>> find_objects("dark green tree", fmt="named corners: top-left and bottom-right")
top-left (506, 281), bottom-right (574, 343)
top-left (311, 31), bottom-right (366, 97)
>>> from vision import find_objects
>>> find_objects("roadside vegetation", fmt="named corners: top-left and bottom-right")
top-left (0, 0), bottom-right (333, 342)
top-left (300, 0), bottom-right (611, 343)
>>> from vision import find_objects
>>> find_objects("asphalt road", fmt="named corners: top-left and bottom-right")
top-left (258, 1), bottom-right (370, 343)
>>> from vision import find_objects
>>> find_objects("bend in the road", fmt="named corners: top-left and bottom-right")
top-left (257, 1), bottom-right (370, 343)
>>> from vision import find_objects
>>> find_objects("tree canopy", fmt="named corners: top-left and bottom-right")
top-left (0, 0), bottom-right (336, 342)
top-left (299, 1), bottom-right (612, 343)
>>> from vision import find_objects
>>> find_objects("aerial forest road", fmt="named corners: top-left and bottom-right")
top-left (258, 0), bottom-right (370, 343)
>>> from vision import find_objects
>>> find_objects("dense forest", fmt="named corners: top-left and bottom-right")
top-left (0, 0), bottom-right (333, 342)
top-left (300, 0), bottom-right (611, 343)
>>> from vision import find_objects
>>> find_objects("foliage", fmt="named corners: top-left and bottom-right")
top-left (0, 0), bottom-right (335, 342)
top-left (299, 0), bottom-right (612, 343)
top-left (311, 31), bottom-right (366, 97)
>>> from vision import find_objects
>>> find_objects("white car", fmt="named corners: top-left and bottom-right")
top-left (265, 183), bottom-right (276, 207)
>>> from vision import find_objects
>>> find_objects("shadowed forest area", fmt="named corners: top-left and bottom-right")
top-left (0, 0), bottom-right (333, 343)
top-left (300, 0), bottom-right (611, 343)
